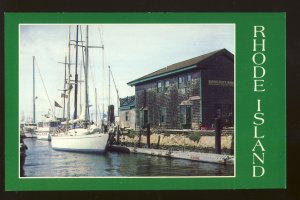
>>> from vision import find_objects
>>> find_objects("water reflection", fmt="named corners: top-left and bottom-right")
top-left (22, 139), bottom-right (233, 177)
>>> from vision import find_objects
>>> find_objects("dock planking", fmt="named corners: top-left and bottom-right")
top-left (109, 145), bottom-right (234, 165)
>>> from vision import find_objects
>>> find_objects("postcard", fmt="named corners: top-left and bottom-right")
top-left (4, 13), bottom-right (286, 190)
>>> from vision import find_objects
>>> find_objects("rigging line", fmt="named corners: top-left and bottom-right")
top-left (80, 25), bottom-right (85, 70)
top-left (97, 25), bottom-right (104, 47)
top-left (88, 26), bottom-right (95, 87)
top-left (89, 57), bottom-right (96, 91)
top-left (98, 26), bottom-right (106, 105)
top-left (96, 25), bottom-right (104, 122)
top-left (35, 59), bottom-right (55, 116)
top-left (79, 25), bottom-right (85, 115)
top-left (109, 66), bottom-right (120, 116)
top-left (87, 32), bottom-right (97, 106)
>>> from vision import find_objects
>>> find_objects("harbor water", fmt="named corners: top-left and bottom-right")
top-left (22, 138), bottom-right (234, 177)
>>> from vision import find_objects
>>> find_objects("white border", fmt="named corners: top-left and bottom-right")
top-left (18, 23), bottom-right (236, 179)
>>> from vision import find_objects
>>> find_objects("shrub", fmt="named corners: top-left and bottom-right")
top-left (188, 132), bottom-right (201, 142)
top-left (127, 130), bottom-right (137, 138)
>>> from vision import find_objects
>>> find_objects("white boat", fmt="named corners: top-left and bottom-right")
top-left (36, 116), bottom-right (60, 141)
top-left (24, 130), bottom-right (37, 138)
top-left (52, 25), bottom-right (109, 153)
top-left (24, 123), bottom-right (37, 133)
top-left (52, 125), bottom-right (109, 152)
top-left (21, 122), bottom-right (37, 138)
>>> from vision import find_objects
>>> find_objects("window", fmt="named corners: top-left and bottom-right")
top-left (140, 110), bottom-right (148, 127)
top-left (180, 105), bottom-right (192, 129)
top-left (160, 107), bottom-right (167, 123)
top-left (157, 81), bottom-right (163, 92)
top-left (187, 74), bottom-right (192, 84)
top-left (50, 122), bottom-right (59, 127)
top-left (125, 111), bottom-right (129, 121)
top-left (164, 80), bottom-right (170, 91)
top-left (178, 76), bottom-right (185, 88)
top-left (38, 122), bottom-right (43, 127)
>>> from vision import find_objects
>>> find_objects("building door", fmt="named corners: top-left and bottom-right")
top-left (180, 105), bottom-right (192, 129)
top-left (186, 106), bottom-right (192, 125)
top-left (139, 110), bottom-right (148, 128)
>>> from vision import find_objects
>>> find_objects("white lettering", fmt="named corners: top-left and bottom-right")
top-left (253, 166), bottom-right (265, 177)
top-left (252, 139), bottom-right (266, 152)
top-left (252, 52), bottom-right (266, 65)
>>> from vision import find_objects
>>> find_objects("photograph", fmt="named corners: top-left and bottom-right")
top-left (4, 12), bottom-right (286, 191)
top-left (19, 24), bottom-right (235, 178)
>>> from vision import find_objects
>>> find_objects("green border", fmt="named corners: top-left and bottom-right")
top-left (5, 13), bottom-right (286, 190)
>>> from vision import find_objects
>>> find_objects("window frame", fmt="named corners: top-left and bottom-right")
top-left (157, 81), bottom-right (163, 92)
top-left (178, 76), bottom-right (186, 88)
top-left (125, 111), bottom-right (129, 121)
top-left (160, 107), bottom-right (167, 124)
top-left (164, 80), bottom-right (170, 91)
top-left (187, 74), bottom-right (192, 84)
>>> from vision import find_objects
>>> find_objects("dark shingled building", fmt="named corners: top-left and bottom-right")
top-left (128, 48), bottom-right (234, 130)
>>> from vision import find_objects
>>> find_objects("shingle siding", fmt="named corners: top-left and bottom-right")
top-left (135, 69), bottom-right (203, 129)
top-left (201, 54), bottom-right (234, 128)
top-left (131, 49), bottom-right (234, 130)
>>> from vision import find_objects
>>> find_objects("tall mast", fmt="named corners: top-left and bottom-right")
top-left (95, 88), bottom-right (98, 124)
top-left (85, 25), bottom-right (89, 121)
top-left (66, 25), bottom-right (71, 130)
top-left (108, 65), bottom-right (111, 106)
top-left (79, 62), bottom-right (82, 114)
top-left (79, 26), bottom-right (85, 115)
top-left (102, 104), bottom-right (104, 125)
top-left (33, 56), bottom-right (36, 123)
top-left (110, 67), bottom-right (120, 117)
top-left (73, 25), bottom-right (79, 120)
top-left (58, 56), bottom-right (68, 120)
top-left (63, 56), bottom-right (67, 120)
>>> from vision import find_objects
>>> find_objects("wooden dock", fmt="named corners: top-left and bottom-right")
top-left (109, 145), bottom-right (234, 165)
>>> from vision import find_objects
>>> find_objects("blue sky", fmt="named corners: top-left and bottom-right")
top-left (19, 24), bottom-right (234, 122)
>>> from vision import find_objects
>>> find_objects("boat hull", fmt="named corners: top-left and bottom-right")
top-left (36, 132), bottom-right (51, 141)
top-left (51, 133), bottom-right (109, 153)
top-left (24, 131), bottom-right (37, 138)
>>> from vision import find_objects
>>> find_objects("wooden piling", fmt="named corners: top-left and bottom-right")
top-left (116, 125), bottom-right (120, 145)
top-left (230, 132), bottom-right (234, 155)
top-left (215, 118), bottom-right (222, 154)
top-left (146, 123), bottom-right (150, 148)
top-left (20, 138), bottom-right (27, 177)
top-left (138, 129), bottom-right (142, 148)
top-left (156, 135), bottom-right (161, 149)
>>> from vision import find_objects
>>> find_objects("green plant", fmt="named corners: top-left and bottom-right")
top-left (127, 130), bottom-right (137, 138)
top-left (188, 132), bottom-right (201, 142)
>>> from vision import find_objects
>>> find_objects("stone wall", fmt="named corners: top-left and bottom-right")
top-left (119, 129), bottom-right (234, 154)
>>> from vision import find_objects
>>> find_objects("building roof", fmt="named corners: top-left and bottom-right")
top-left (120, 95), bottom-right (135, 110)
top-left (127, 48), bottom-right (233, 86)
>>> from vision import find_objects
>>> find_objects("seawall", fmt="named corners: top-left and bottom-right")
top-left (118, 128), bottom-right (234, 155)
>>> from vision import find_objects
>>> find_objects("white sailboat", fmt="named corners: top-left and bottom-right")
top-left (52, 25), bottom-right (109, 153)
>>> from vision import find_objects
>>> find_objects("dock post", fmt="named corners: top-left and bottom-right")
top-left (230, 131), bottom-right (234, 155)
top-left (116, 125), bottom-right (120, 145)
top-left (147, 123), bottom-right (150, 148)
top-left (138, 129), bottom-right (142, 148)
top-left (156, 135), bottom-right (161, 149)
top-left (20, 138), bottom-right (27, 177)
top-left (215, 118), bottom-right (222, 154)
